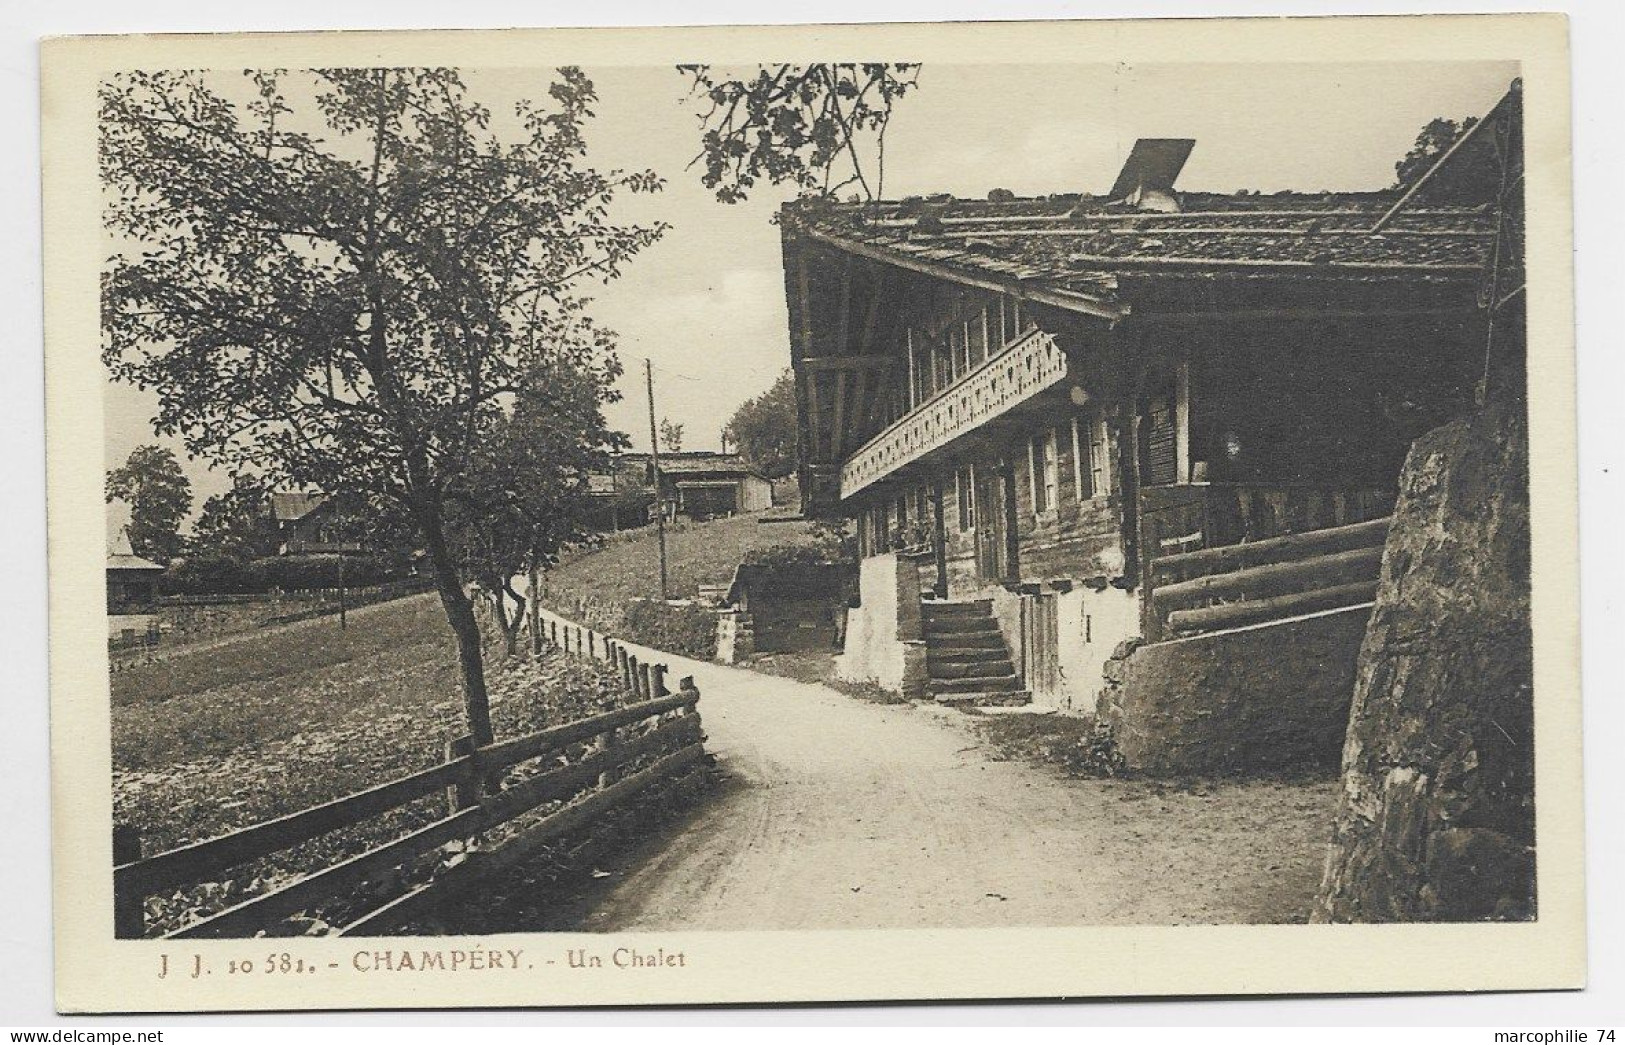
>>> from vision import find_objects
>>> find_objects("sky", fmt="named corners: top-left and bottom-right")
top-left (103, 59), bottom-right (1516, 537)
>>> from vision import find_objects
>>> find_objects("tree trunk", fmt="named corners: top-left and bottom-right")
top-left (1313, 392), bottom-right (1533, 922)
top-left (423, 523), bottom-right (494, 748)
top-left (497, 581), bottom-right (526, 659)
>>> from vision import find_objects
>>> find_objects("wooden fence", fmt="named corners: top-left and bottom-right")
top-left (113, 620), bottom-right (704, 939)
top-left (1146, 516), bottom-right (1392, 641)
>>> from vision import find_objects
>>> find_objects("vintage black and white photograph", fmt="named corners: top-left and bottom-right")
top-left (42, 14), bottom-right (1582, 1011)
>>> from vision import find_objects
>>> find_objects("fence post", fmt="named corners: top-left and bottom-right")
top-left (650, 663), bottom-right (668, 698)
top-left (628, 655), bottom-right (644, 698)
top-left (588, 631), bottom-right (598, 659)
top-left (444, 734), bottom-right (478, 814)
top-left (676, 676), bottom-right (702, 748)
top-left (638, 661), bottom-right (656, 701)
top-left (617, 646), bottom-right (632, 689)
top-left (113, 825), bottom-right (143, 940)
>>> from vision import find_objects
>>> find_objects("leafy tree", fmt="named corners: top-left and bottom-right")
top-left (106, 445), bottom-right (192, 564)
top-left (678, 64), bottom-right (921, 203)
top-left (101, 68), bottom-right (664, 746)
top-left (1393, 115), bottom-right (1499, 202)
top-left (723, 369), bottom-right (798, 479)
top-left (659, 417), bottom-right (685, 453)
top-left (450, 323), bottom-right (626, 657)
top-left (190, 473), bottom-right (275, 563)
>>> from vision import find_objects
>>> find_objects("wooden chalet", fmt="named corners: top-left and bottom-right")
top-left (781, 89), bottom-right (1519, 733)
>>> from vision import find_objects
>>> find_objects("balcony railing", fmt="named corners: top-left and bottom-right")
top-left (839, 327), bottom-right (1069, 500)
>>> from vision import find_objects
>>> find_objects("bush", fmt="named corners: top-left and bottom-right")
top-left (160, 552), bottom-right (261, 595)
top-left (159, 553), bottom-right (405, 595)
top-left (619, 599), bottom-right (717, 660)
top-left (246, 554), bottom-right (397, 591)
top-left (741, 520), bottom-right (856, 569)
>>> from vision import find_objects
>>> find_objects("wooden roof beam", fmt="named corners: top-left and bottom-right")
top-left (802, 354), bottom-right (896, 371)
top-left (796, 225), bottom-right (1125, 322)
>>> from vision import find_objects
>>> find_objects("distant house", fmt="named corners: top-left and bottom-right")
top-left (107, 541), bottom-right (163, 642)
top-left (269, 492), bottom-right (362, 555)
top-left (106, 550), bottom-right (163, 613)
top-left (588, 451), bottom-right (774, 524)
top-left (658, 452), bottom-right (775, 520)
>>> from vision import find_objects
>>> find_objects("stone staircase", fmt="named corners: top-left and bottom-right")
top-left (921, 600), bottom-right (1031, 708)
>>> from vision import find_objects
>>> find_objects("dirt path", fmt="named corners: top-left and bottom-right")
top-left (539, 613), bottom-right (1337, 930)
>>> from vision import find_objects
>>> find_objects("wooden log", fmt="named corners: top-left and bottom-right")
top-left (649, 663), bottom-right (668, 699)
top-left (470, 744), bottom-right (707, 879)
top-left (116, 756), bottom-right (473, 900)
top-left (167, 807), bottom-right (484, 939)
top-left (482, 717), bottom-right (701, 824)
top-left (1150, 517), bottom-right (1391, 585)
top-left (113, 826), bottom-right (144, 939)
top-left (1166, 580), bottom-right (1380, 636)
top-left (334, 878), bottom-right (443, 938)
top-left (628, 656), bottom-right (645, 698)
top-left (477, 693), bottom-right (695, 769)
top-left (1153, 545), bottom-right (1384, 612)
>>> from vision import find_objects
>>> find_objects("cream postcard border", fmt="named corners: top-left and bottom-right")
top-left (43, 14), bottom-right (1582, 1013)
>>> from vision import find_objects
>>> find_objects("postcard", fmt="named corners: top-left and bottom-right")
top-left (43, 13), bottom-right (1582, 1012)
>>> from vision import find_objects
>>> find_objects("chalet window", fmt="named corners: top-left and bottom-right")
top-left (1090, 412), bottom-right (1112, 497)
top-left (956, 465), bottom-right (974, 531)
top-left (1071, 408), bottom-right (1112, 500)
top-left (1030, 429), bottom-right (1058, 516)
top-left (1144, 392), bottom-right (1178, 486)
top-left (1071, 415), bottom-right (1088, 499)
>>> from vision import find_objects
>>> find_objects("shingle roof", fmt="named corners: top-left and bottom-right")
top-left (107, 553), bottom-right (163, 572)
top-left (270, 491), bottom-right (327, 522)
top-left (785, 190), bottom-right (1495, 308)
top-left (659, 453), bottom-right (763, 479)
top-left (613, 451), bottom-right (765, 479)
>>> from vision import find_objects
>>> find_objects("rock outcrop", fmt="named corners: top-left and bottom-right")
top-left (1313, 393), bottom-right (1534, 922)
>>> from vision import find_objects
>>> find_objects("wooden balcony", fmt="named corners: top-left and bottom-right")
top-left (839, 328), bottom-right (1070, 500)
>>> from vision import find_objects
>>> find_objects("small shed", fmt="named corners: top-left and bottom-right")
top-left (106, 551), bottom-right (163, 613)
top-left (661, 453), bottom-right (774, 520)
top-left (107, 548), bottom-right (164, 644)
top-left (724, 561), bottom-right (854, 653)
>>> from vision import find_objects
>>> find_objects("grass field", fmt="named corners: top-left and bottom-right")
top-left (111, 592), bottom-right (641, 936)
top-left (544, 512), bottom-right (823, 608)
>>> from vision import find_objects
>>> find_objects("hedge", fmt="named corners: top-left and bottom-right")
top-left (160, 553), bottom-right (406, 595)
top-left (618, 599), bottom-right (717, 660)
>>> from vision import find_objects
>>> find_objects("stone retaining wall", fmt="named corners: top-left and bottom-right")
top-left (1099, 602), bottom-right (1373, 775)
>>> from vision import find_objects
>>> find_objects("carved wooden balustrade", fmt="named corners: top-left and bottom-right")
top-left (839, 328), bottom-right (1070, 499)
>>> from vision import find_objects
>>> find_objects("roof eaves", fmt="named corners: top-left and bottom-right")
top-left (798, 222), bottom-right (1125, 322)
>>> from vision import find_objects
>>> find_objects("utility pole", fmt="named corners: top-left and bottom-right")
top-left (645, 358), bottom-right (670, 602)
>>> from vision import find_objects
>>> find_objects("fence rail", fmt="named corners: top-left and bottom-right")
top-left (113, 618), bottom-right (704, 939)
top-left (1146, 516), bottom-right (1392, 640)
